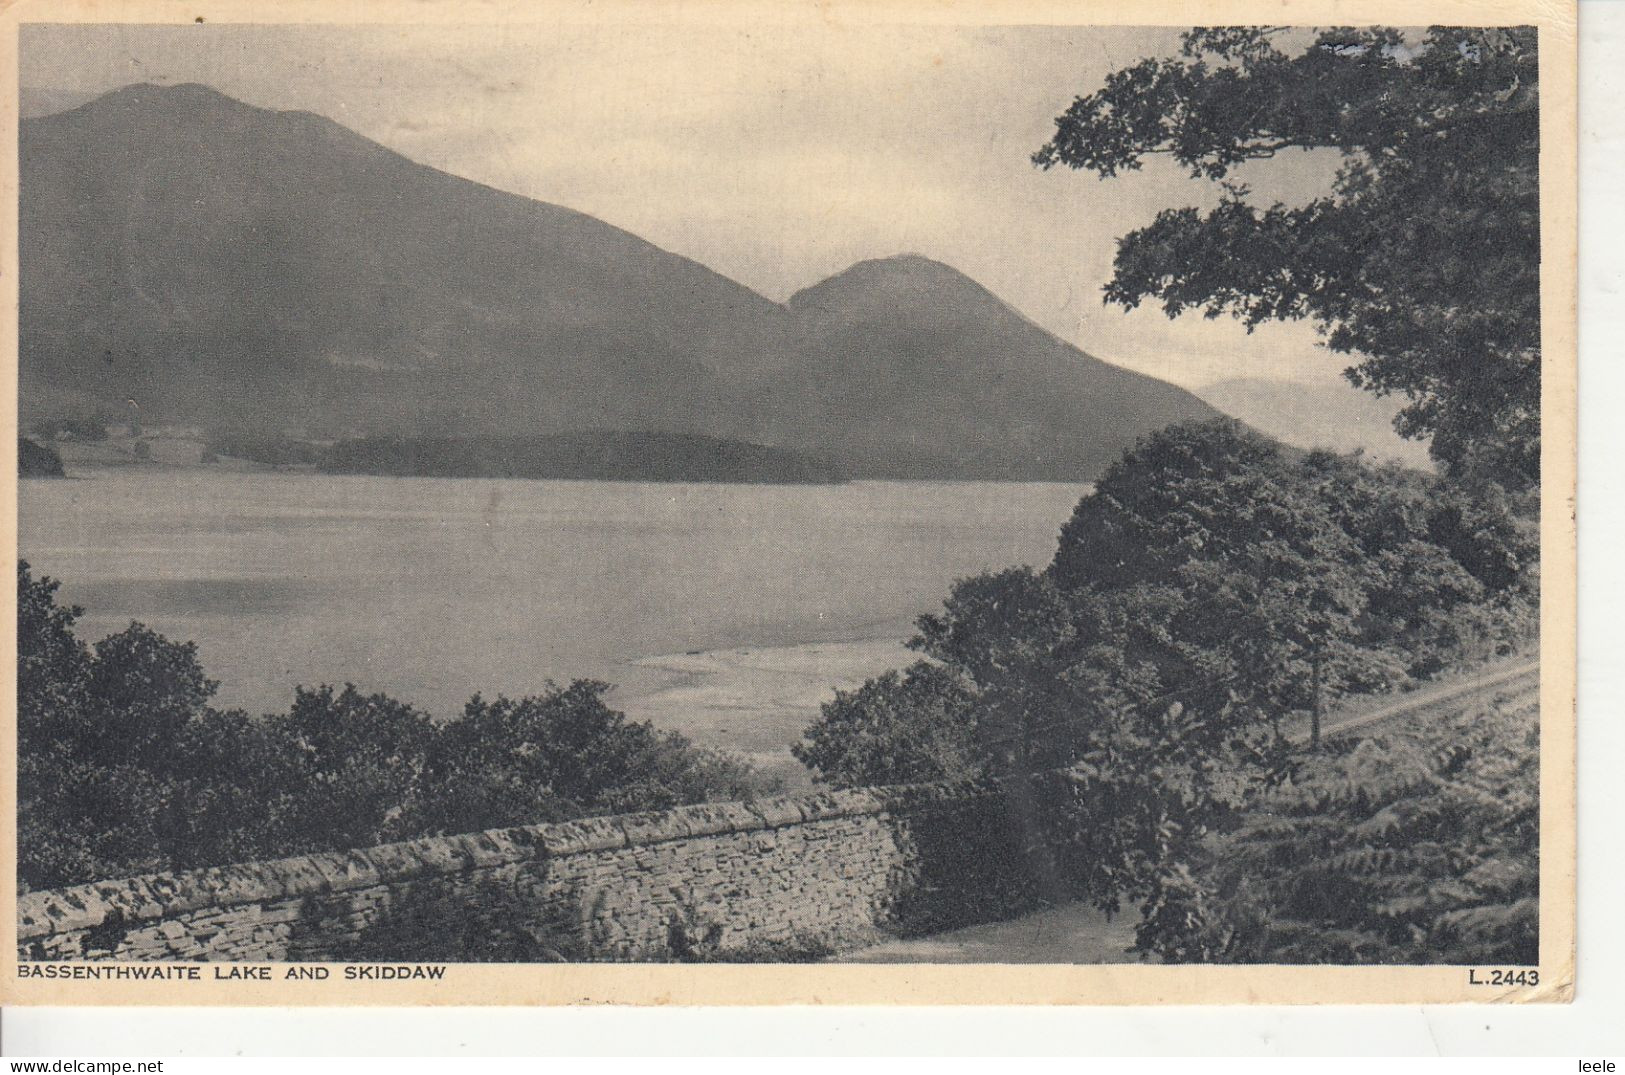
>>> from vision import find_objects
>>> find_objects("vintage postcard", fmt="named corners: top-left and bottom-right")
top-left (0, 0), bottom-right (1577, 1006)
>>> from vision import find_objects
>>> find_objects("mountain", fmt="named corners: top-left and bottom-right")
top-left (21, 82), bottom-right (1221, 480)
top-left (781, 255), bottom-right (1222, 479)
top-left (1193, 378), bottom-right (1434, 469)
top-left (21, 83), bottom-right (785, 442)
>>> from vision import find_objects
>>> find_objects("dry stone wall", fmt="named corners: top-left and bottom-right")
top-left (16, 776), bottom-right (1068, 962)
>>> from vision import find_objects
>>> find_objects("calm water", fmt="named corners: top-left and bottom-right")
top-left (20, 471), bottom-right (1087, 771)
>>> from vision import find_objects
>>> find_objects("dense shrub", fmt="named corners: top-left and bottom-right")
top-left (801, 421), bottom-right (1536, 790)
top-left (792, 662), bottom-right (983, 786)
top-left (1049, 421), bottom-right (1534, 700)
top-left (16, 561), bottom-right (774, 891)
top-left (1134, 684), bottom-right (1539, 964)
top-left (405, 684), bottom-right (764, 836)
top-left (794, 420), bottom-right (1539, 959)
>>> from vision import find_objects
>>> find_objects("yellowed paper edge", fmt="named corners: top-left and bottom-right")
top-left (0, 0), bottom-right (1578, 1007)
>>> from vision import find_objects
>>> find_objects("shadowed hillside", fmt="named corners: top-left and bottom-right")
top-left (319, 432), bottom-right (848, 484)
top-left (22, 83), bottom-right (1221, 480)
top-left (784, 255), bottom-right (1223, 479)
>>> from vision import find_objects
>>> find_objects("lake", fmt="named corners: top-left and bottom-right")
top-left (19, 470), bottom-right (1089, 786)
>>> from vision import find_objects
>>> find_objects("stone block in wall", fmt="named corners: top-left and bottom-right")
top-left (242, 856), bottom-right (334, 903)
top-left (460, 828), bottom-right (544, 868)
top-left (745, 796), bottom-right (806, 828)
top-left (303, 851), bottom-right (387, 893)
top-left (22, 930), bottom-right (85, 961)
top-left (169, 864), bottom-right (285, 912)
top-left (618, 810), bottom-right (695, 846)
top-left (393, 837), bottom-right (474, 877)
top-left (350, 840), bottom-right (437, 885)
top-left (795, 787), bottom-right (884, 822)
top-left (19, 764), bottom-right (1083, 963)
top-left (424, 829), bottom-right (536, 873)
top-left (533, 816), bottom-right (628, 856)
top-left (257, 898), bottom-right (306, 924)
top-left (17, 875), bottom-right (168, 941)
top-left (664, 801), bottom-right (764, 838)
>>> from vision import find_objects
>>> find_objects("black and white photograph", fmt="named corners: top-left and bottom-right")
top-left (4, 0), bottom-right (1575, 1006)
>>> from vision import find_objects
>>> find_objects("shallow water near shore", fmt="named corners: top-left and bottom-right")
top-left (20, 469), bottom-right (1089, 784)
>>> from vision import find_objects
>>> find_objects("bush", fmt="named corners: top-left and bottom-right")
top-left (19, 565), bottom-right (224, 888)
top-left (793, 420), bottom-right (1540, 953)
top-left (812, 421), bottom-right (1537, 789)
top-left (16, 561), bottom-right (773, 891)
top-left (1134, 684), bottom-right (1539, 964)
top-left (271, 685), bottom-right (438, 852)
top-left (404, 682), bottom-right (771, 835)
top-left (793, 662), bottom-right (983, 788)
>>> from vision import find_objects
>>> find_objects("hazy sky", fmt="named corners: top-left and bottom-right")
top-left (20, 21), bottom-right (1351, 391)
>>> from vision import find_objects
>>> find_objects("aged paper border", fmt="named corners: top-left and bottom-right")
top-left (0, 0), bottom-right (1579, 1007)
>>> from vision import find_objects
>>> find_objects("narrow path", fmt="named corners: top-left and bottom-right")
top-left (1314, 657), bottom-right (1538, 742)
top-left (834, 901), bottom-right (1139, 964)
top-left (835, 655), bottom-right (1539, 965)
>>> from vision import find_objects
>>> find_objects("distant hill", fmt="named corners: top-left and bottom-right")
top-left (21, 83), bottom-right (1221, 480)
top-left (318, 432), bottom-right (848, 484)
top-left (21, 83), bottom-right (781, 444)
top-left (1193, 378), bottom-right (1434, 468)
top-left (782, 256), bottom-right (1223, 479)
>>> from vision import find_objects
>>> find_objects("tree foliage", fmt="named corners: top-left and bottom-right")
top-left (802, 422), bottom-right (1533, 787)
top-left (1136, 683), bottom-right (1539, 963)
top-left (1035, 27), bottom-right (1541, 487)
top-left (271, 684), bottom-right (438, 853)
top-left (1048, 421), bottom-right (1534, 712)
top-left (16, 561), bottom-right (773, 891)
top-left (795, 421), bottom-right (1537, 940)
top-left (792, 662), bottom-right (983, 787)
top-left (411, 683), bottom-right (763, 836)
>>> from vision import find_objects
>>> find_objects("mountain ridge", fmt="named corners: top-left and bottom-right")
top-left (21, 81), bottom-right (1222, 480)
